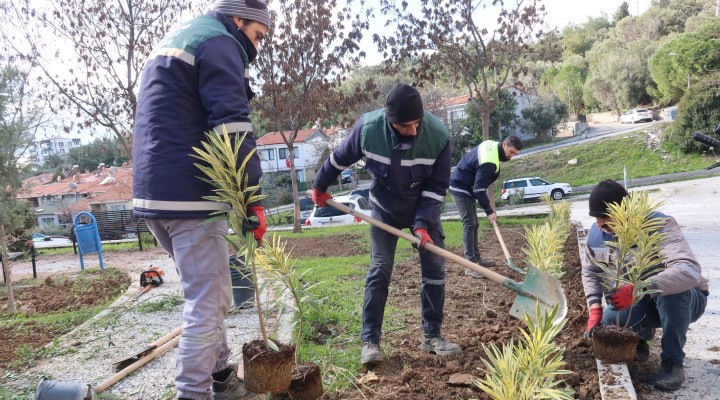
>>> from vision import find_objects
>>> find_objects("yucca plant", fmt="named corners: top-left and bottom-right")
top-left (522, 223), bottom-right (566, 278)
top-left (475, 304), bottom-right (574, 400)
top-left (254, 234), bottom-right (323, 363)
top-left (190, 128), bottom-right (275, 349)
top-left (593, 190), bottom-right (667, 326)
top-left (541, 194), bottom-right (571, 235)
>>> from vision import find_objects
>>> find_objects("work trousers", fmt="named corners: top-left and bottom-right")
top-left (146, 219), bottom-right (232, 400)
top-left (361, 209), bottom-right (447, 343)
top-left (602, 288), bottom-right (707, 365)
top-left (450, 194), bottom-right (481, 263)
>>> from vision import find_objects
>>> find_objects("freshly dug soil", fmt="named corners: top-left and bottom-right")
top-left (335, 226), bottom-right (600, 399)
top-left (0, 269), bottom-right (130, 368)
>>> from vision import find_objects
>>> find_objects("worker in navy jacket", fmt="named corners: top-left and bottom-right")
top-left (448, 136), bottom-right (522, 278)
top-left (312, 84), bottom-right (460, 366)
top-left (132, 1), bottom-right (269, 398)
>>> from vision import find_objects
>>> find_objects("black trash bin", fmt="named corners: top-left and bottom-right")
top-left (229, 255), bottom-right (255, 309)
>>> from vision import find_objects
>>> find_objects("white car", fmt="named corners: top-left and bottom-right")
top-left (619, 109), bottom-right (653, 124)
top-left (305, 194), bottom-right (372, 227)
top-left (32, 233), bottom-right (73, 248)
top-left (501, 177), bottom-right (572, 202)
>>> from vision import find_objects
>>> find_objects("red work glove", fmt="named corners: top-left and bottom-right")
top-left (412, 228), bottom-right (433, 250)
top-left (608, 284), bottom-right (634, 310)
top-left (583, 307), bottom-right (603, 338)
top-left (246, 206), bottom-right (266, 241)
top-left (311, 187), bottom-right (332, 207)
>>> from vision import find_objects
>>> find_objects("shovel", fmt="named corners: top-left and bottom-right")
top-left (491, 220), bottom-right (526, 274)
top-left (323, 198), bottom-right (567, 323)
top-left (35, 327), bottom-right (182, 399)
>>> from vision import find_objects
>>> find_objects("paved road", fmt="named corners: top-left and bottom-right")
top-left (518, 121), bottom-right (660, 157)
top-left (497, 175), bottom-right (720, 399)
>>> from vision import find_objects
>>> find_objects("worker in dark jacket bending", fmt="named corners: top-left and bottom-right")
top-left (132, 1), bottom-right (269, 398)
top-left (581, 180), bottom-right (708, 391)
top-left (448, 136), bottom-right (523, 278)
top-left (312, 84), bottom-right (459, 365)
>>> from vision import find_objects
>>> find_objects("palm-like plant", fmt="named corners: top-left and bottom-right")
top-left (254, 234), bottom-right (322, 363)
top-left (523, 224), bottom-right (566, 278)
top-left (522, 196), bottom-right (571, 279)
top-left (191, 128), bottom-right (274, 348)
top-left (475, 304), bottom-right (574, 400)
top-left (593, 191), bottom-right (667, 326)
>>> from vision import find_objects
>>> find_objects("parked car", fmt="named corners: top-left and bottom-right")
top-left (298, 197), bottom-right (314, 222)
top-left (340, 169), bottom-right (356, 184)
top-left (32, 233), bottom-right (73, 248)
top-left (501, 177), bottom-right (572, 202)
top-left (350, 188), bottom-right (370, 201)
top-left (305, 194), bottom-right (371, 227)
top-left (619, 109), bottom-right (653, 124)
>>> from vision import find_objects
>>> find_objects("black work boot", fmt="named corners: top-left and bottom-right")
top-left (654, 359), bottom-right (684, 391)
top-left (634, 339), bottom-right (650, 362)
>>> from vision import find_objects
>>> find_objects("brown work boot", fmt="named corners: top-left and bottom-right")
top-left (420, 335), bottom-right (461, 356)
top-left (360, 342), bottom-right (383, 365)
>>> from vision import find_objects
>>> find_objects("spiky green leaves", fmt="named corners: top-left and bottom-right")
top-left (475, 304), bottom-right (574, 400)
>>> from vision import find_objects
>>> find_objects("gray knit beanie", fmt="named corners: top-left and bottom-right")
top-left (210, 0), bottom-right (272, 29)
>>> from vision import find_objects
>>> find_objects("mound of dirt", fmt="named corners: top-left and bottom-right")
top-left (336, 226), bottom-right (600, 399)
top-left (0, 269), bottom-right (131, 368)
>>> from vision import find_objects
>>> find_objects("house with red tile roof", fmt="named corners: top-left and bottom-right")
top-left (19, 166), bottom-right (133, 227)
top-left (255, 128), bottom-right (331, 185)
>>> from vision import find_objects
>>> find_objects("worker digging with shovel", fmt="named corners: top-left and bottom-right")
top-left (311, 83), bottom-right (461, 365)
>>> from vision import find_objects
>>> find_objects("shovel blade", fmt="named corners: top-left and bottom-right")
top-left (508, 266), bottom-right (567, 324)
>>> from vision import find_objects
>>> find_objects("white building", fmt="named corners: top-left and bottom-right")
top-left (29, 136), bottom-right (82, 166)
top-left (255, 129), bottom-right (330, 186)
top-left (432, 88), bottom-right (537, 140)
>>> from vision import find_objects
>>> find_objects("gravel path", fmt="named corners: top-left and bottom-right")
top-left (7, 251), bottom-right (263, 399)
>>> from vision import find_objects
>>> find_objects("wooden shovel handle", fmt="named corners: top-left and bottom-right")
top-left (491, 220), bottom-right (513, 261)
top-left (95, 328), bottom-right (182, 393)
top-left (324, 198), bottom-right (511, 285)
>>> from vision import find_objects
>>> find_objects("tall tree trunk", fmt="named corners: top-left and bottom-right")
top-left (289, 146), bottom-right (303, 234)
top-left (0, 224), bottom-right (17, 314)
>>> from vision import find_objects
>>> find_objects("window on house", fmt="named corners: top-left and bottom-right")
top-left (278, 147), bottom-right (299, 159)
top-left (40, 217), bottom-right (57, 226)
top-left (262, 149), bottom-right (275, 160)
top-left (59, 142), bottom-right (64, 147)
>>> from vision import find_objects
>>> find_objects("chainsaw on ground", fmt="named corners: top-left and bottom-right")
top-left (135, 266), bottom-right (165, 299)
top-left (140, 265), bottom-right (164, 288)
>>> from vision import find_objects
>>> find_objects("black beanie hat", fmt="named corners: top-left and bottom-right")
top-left (588, 180), bottom-right (629, 217)
top-left (385, 84), bottom-right (424, 124)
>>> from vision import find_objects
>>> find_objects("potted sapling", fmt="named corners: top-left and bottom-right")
top-left (192, 129), bottom-right (294, 394)
top-left (590, 191), bottom-right (666, 363)
top-left (255, 234), bottom-right (324, 400)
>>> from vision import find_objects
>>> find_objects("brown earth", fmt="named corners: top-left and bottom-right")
top-left (331, 226), bottom-right (601, 399)
top-left (0, 269), bottom-right (131, 368)
top-left (1, 228), bottom-right (601, 399)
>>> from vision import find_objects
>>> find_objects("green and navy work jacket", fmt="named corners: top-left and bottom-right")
top-left (313, 109), bottom-right (451, 230)
top-left (449, 140), bottom-right (509, 216)
top-left (132, 12), bottom-right (262, 220)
